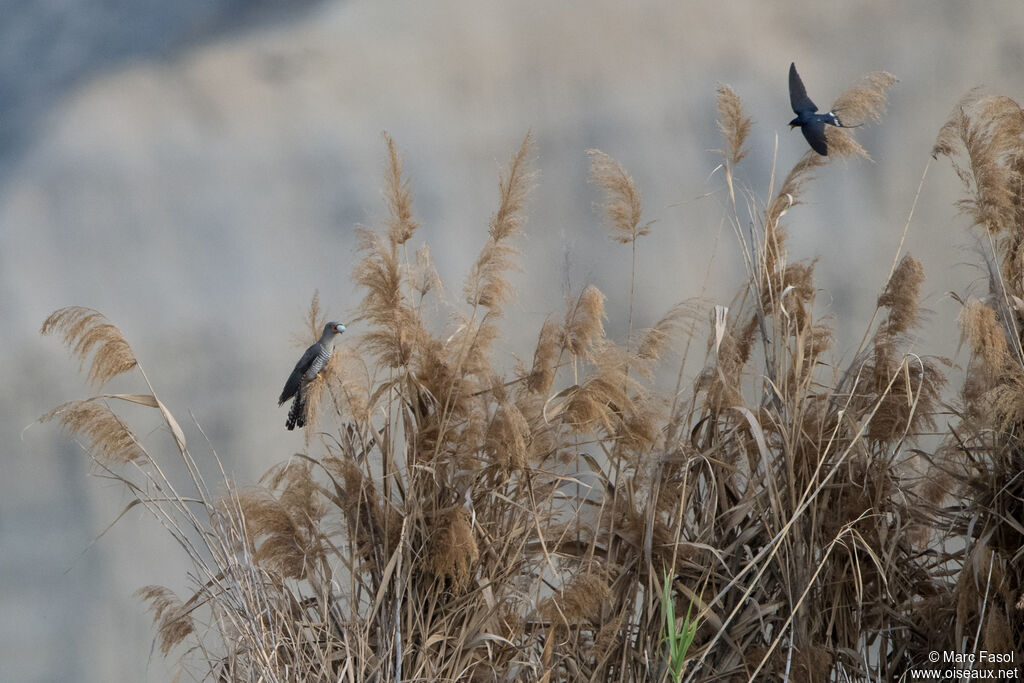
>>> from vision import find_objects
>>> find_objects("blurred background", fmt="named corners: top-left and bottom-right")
top-left (4, 0), bottom-right (1021, 679)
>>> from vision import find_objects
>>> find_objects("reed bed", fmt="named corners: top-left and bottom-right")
top-left (41, 75), bottom-right (1024, 681)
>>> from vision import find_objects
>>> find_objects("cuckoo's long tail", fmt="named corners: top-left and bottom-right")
top-left (286, 394), bottom-right (306, 430)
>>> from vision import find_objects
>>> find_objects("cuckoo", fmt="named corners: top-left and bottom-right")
top-left (279, 322), bottom-right (346, 430)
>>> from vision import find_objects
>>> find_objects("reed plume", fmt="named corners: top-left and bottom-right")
top-left (716, 84), bottom-right (752, 169)
top-left (41, 398), bottom-right (146, 465)
top-left (41, 306), bottom-right (137, 388)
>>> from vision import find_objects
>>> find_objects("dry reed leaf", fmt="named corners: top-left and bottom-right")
top-left (63, 392), bottom-right (188, 454)
top-left (41, 306), bottom-right (137, 388)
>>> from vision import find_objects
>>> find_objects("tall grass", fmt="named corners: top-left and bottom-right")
top-left (40, 75), bottom-right (1024, 681)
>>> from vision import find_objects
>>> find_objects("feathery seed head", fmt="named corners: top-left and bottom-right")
top-left (40, 398), bottom-right (147, 465)
top-left (716, 84), bottom-right (752, 167)
top-left (383, 131), bottom-right (419, 247)
top-left (588, 149), bottom-right (651, 244)
top-left (41, 306), bottom-right (137, 388)
top-left (877, 255), bottom-right (925, 338)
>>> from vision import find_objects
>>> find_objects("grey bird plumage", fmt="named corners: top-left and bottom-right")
top-left (788, 62), bottom-right (855, 156)
top-left (279, 322), bottom-right (346, 430)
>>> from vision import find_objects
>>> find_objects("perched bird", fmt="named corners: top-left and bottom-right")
top-left (279, 322), bottom-right (346, 430)
top-left (788, 62), bottom-right (853, 155)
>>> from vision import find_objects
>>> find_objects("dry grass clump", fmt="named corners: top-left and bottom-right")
top-left (41, 74), bottom-right (1024, 682)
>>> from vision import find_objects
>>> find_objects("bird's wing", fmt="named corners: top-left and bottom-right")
top-left (801, 119), bottom-right (829, 156)
top-left (279, 343), bottom-right (319, 404)
top-left (789, 62), bottom-right (818, 114)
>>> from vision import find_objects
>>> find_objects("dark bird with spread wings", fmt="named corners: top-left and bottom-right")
top-left (788, 62), bottom-right (854, 156)
top-left (279, 321), bottom-right (345, 430)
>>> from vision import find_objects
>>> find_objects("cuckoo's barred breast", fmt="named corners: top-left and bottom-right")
top-left (304, 345), bottom-right (333, 380)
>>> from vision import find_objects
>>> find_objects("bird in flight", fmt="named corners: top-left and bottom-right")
top-left (279, 321), bottom-right (345, 430)
top-left (788, 62), bottom-right (854, 155)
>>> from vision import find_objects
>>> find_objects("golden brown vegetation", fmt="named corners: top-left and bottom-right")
top-left (922, 91), bottom-right (1024, 670)
top-left (41, 74), bottom-right (1024, 681)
